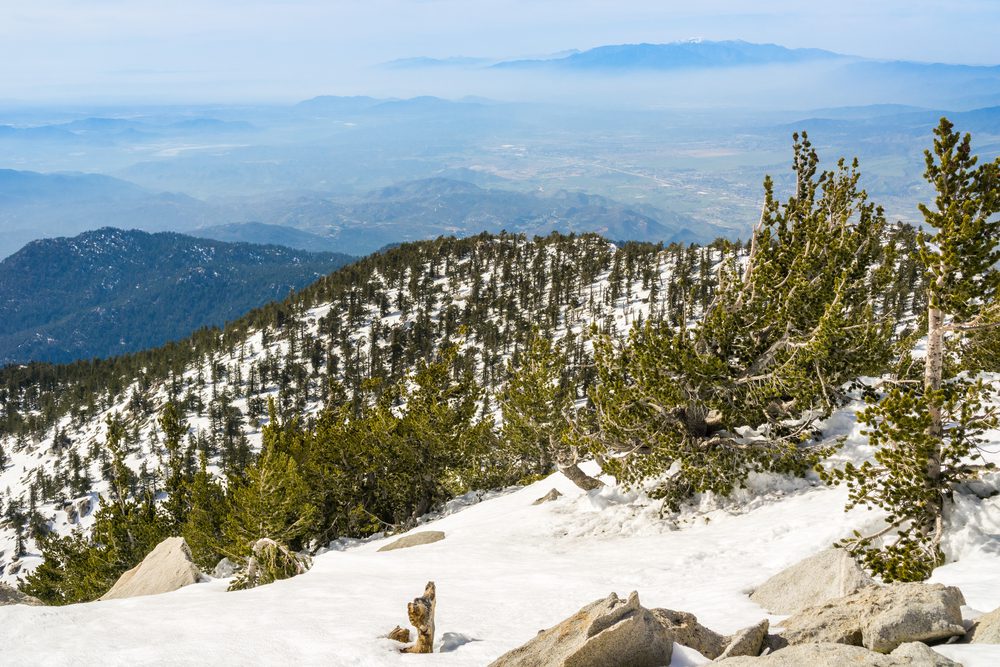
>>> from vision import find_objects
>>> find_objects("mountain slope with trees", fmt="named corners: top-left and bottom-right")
top-left (0, 228), bottom-right (354, 364)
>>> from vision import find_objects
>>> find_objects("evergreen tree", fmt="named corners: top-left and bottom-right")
top-left (829, 118), bottom-right (1000, 581)
top-left (181, 451), bottom-right (227, 569)
top-left (578, 134), bottom-right (894, 509)
top-left (158, 401), bottom-right (189, 529)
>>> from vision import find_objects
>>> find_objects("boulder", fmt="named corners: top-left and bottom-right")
top-left (212, 557), bottom-right (237, 579)
top-left (0, 583), bottom-right (43, 606)
top-left (378, 531), bottom-right (446, 552)
top-left (488, 591), bottom-right (672, 667)
top-left (100, 537), bottom-right (202, 601)
top-left (779, 583), bottom-right (966, 653)
top-left (711, 641), bottom-right (959, 666)
top-left (532, 488), bottom-right (563, 505)
top-left (749, 548), bottom-right (875, 614)
top-left (968, 606), bottom-right (1000, 644)
top-left (716, 620), bottom-right (769, 660)
top-left (651, 608), bottom-right (727, 659)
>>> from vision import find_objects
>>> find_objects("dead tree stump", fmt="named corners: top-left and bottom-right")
top-left (402, 581), bottom-right (436, 654)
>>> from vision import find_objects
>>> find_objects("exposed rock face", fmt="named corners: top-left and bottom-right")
top-left (377, 531), bottom-right (446, 552)
top-left (489, 592), bottom-right (672, 667)
top-left (100, 537), bottom-right (202, 601)
top-left (532, 488), bottom-right (563, 505)
top-left (651, 608), bottom-right (727, 659)
top-left (779, 583), bottom-right (966, 653)
top-left (750, 548), bottom-right (875, 614)
top-left (716, 620), bottom-right (769, 660)
top-left (969, 606), bottom-right (1000, 643)
top-left (712, 641), bottom-right (959, 666)
top-left (0, 583), bottom-right (43, 606)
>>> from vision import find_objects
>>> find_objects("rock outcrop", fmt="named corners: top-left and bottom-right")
top-left (0, 583), bottom-right (43, 606)
top-left (778, 583), bottom-right (966, 653)
top-left (377, 531), bottom-right (446, 552)
top-left (100, 537), bottom-right (202, 601)
top-left (212, 557), bottom-right (236, 579)
top-left (716, 620), bottom-right (769, 660)
top-left (489, 591), bottom-right (672, 667)
top-left (712, 641), bottom-right (959, 666)
top-left (650, 608), bottom-right (727, 659)
top-left (749, 548), bottom-right (874, 614)
top-left (968, 606), bottom-right (1000, 644)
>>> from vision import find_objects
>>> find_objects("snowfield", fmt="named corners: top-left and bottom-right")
top-left (3, 423), bottom-right (1000, 666)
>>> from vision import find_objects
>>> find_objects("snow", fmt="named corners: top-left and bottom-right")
top-left (3, 437), bottom-right (1000, 665)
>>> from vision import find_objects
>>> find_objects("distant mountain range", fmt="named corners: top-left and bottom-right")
top-left (492, 40), bottom-right (845, 70)
top-left (0, 228), bottom-right (354, 364)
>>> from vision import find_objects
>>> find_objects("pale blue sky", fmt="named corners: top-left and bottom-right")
top-left (2, 0), bottom-right (998, 103)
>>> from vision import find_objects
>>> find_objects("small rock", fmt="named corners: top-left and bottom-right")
top-left (387, 625), bottom-right (411, 643)
top-left (100, 536), bottom-right (202, 601)
top-left (750, 548), bottom-right (875, 614)
top-left (212, 557), bottom-right (237, 579)
top-left (0, 583), bottom-right (43, 606)
top-left (377, 531), bottom-right (446, 552)
top-left (968, 606), bottom-right (1000, 643)
top-left (717, 620), bottom-right (769, 659)
top-left (532, 488), bottom-right (563, 505)
top-left (650, 608), bottom-right (727, 659)
top-left (489, 591), bottom-right (672, 667)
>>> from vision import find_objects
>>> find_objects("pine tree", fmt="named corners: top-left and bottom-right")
top-left (158, 401), bottom-right (189, 529)
top-left (578, 134), bottom-right (894, 509)
top-left (829, 118), bottom-right (1000, 581)
top-left (223, 401), bottom-right (317, 556)
top-left (181, 451), bottom-right (227, 569)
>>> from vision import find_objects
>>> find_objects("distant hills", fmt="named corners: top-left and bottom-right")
top-left (0, 228), bottom-right (354, 364)
top-left (190, 222), bottom-right (347, 253)
top-left (216, 177), bottom-right (719, 253)
top-left (0, 169), bottom-right (212, 258)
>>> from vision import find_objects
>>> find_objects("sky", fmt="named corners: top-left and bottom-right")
top-left (2, 0), bottom-right (999, 103)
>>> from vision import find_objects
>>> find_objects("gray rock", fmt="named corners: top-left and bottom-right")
top-left (712, 641), bottom-right (959, 666)
top-left (76, 496), bottom-right (93, 518)
top-left (64, 502), bottom-right (79, 525)
top-left (968, 606), bottom-right (1000, 643)
top-left (717, 620), bottom-right (769, 659)
top-left (100, 536), bottom-right (202, 601)
top-left (0, 583), bottom-right (43, 606)
top-left (377, 531), bottom-right (446, 552)
top-left (488, 591), bottom-right (672, 667)
top-left (651, 608), bottom-right (727, 659)
top-left (532, 488), bottom-right (563, 505)
top-left (212, 557), bottom-right (237, 579)
top-left (779, 583), bottom-right (966, 653)
top-left (750, 548), bottom-right (875, 614)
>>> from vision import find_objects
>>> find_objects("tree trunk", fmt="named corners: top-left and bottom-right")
top-left (557, 460), bottom-right (603, 491)
top-left (402, 581), bottom-right (436, 654)
top-left (924, 272), bottom-right (946, 536)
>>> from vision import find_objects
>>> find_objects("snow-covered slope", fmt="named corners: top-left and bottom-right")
top-left (1, 234), bottom-right (713, 582)
top-left (2, 407), bottom-right (999, 665)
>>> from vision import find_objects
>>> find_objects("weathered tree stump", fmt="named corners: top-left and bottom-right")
top-left (387, 625), bottom-right (411, 643)
top-left (402, 581), bottom-right (436, 654)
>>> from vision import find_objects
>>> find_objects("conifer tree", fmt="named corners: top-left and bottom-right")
top-left (578, 134), bottom-right (894, 509)
top-left (830, 118), bottom-right (1000, 581)
top-left (181, 451), bottom-right (227, 569)
top-left (159, 401), bottom-right (189, 529)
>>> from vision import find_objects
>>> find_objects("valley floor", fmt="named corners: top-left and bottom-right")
top-left (3, 415), bottom-right (1000, 666)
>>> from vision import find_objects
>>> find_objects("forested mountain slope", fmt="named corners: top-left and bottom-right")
top-left (0, 228), bottom-right (354, 364)
top-left (0, 229), bottom-right (923, 585)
